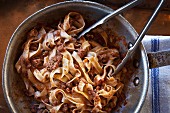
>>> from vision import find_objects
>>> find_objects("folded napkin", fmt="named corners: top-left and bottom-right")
top-left (141, 35), bottom-right (170, 113)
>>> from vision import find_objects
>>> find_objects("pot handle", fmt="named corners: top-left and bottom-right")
top-left (147, 50), bottom-right (170, 68)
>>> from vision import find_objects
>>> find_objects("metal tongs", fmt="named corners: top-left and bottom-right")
top-left (78, 0), bottom-right (165, 75)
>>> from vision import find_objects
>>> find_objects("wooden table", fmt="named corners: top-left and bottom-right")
top-left (0, 0), bottom-right (170, 112)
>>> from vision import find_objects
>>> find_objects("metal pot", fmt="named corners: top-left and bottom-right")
top-left (2, 1), bottom-right (156, 113)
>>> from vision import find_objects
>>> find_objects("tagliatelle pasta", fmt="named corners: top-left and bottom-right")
top-left (15, 12), bottom-right (127, 113)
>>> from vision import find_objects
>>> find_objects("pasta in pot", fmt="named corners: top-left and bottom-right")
top-left (15, 12), bottom-right (127, 113)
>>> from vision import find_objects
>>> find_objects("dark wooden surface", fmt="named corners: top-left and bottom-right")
top-left (0, 0), bottom-right (170, 112)
top-left (93, 0), bottom-right (170, 10)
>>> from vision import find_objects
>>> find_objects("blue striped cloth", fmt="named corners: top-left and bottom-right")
top-left (141, 36), bottom-right (170, 113)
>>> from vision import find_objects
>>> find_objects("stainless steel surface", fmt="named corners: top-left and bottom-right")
top-left (113, 0), bottom-right (165, 75)
top-left (2, 1), bottom-right (149, 113)
top-left (148, 50), bottom-right (170, 68)
top-left (78, 0), bottom-right (143, 39)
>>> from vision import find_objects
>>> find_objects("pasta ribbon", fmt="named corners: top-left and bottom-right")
top-left (15, 12), bottom-right (127, 113)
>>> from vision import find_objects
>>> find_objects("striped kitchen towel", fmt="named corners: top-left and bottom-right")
top-left (141, 35), bottom-right (170, 113)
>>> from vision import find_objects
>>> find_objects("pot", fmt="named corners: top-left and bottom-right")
top-left (3, 1), bottom-right (167, 113)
